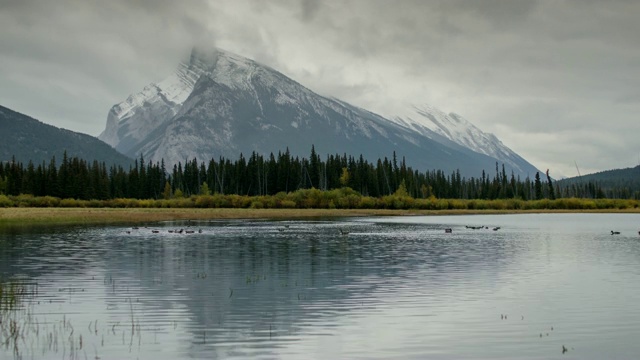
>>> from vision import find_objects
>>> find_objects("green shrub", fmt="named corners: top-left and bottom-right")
top-left (504, 199), bottom-right (524, 210)
top-left (88, 199), bottom-right (103, 208)
top-left (14, 194), bottom-right (35, 207)
top-left (280, 200), bottom-right (297, 209)
top-left (59, 198), bottom-right (88, 207)
top-left (448, 199), bottom-right (467, 210)
top-left (357, 196), bottom-right (376, 209)
top-left (0, 195), bottom-right (13, 207)
top-left (194, 195), bottom-right (214, 208)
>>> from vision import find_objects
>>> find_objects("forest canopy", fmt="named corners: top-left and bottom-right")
top-left (0, 147), bottom-right (637, 207)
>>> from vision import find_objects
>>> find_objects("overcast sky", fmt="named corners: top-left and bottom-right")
top-left (1, 0), bottom-right (639, 177)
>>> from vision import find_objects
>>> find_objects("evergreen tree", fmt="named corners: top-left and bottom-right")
top-left (309, 145), bottom-right (320, 188)
top-left (546, 169), bottom-right (556, 200)
top-left (534, 172), bottom-right (543, 200)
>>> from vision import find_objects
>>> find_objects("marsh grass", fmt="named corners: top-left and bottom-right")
top-left (0, 208), bottom-right (421, 228)
top-left (1, 194), bottom-right (639, 228)
top-left (0, 279), bottom-right (38, 357)
top-left (0, 280), bottom-right (145, 359)
top-left (0, 279), bottom-right (34, 313)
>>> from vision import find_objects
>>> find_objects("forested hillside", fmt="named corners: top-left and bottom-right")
top-left (0, 105), bottom-right (132, 168)
top-left (557, 166), bottom-right (640, 199)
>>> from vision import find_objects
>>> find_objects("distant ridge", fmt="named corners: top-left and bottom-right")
top-left (557, 165), bottom-right (640, 195)
top-left (0, 105), bottom-right (133, 168)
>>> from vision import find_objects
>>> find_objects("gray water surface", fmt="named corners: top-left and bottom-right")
top-left (1, 213), bottom-right (640, 359)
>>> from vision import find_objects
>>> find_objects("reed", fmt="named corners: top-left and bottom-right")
top-left (0, 282), bottom-right (147, 359)
top-left (0, 279), bottom-right (30, 312)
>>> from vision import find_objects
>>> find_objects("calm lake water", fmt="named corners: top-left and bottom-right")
top-left (1, 213), bottom-right (640, 359)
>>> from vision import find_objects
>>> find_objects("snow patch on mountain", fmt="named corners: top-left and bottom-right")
top-left (392, 105), bottom-right (530, 173)
top-left (98, 50), bottom-right (212, 149)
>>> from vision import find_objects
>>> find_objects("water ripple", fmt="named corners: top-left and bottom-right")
top-left (1, 214), bottom-right (640, 359)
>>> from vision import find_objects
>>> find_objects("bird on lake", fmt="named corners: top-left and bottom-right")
top-left (611, 231), bottom-right (621, 235)
top-left (445, 228), bottom-right (453, 233)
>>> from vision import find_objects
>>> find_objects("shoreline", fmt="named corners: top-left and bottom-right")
top-left (1, 207), bottom-right (639, 228)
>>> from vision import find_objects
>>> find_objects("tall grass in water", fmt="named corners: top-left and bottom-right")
top-left (0, 279), bottom-right (36, 358)
top-left (0, 279), bottom-right (143, 359)
top-left (0, 279), bottom-right (31, 312)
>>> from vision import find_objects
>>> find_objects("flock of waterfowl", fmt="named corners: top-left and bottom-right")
top-left (611, 230), bottom-right (640, 235)
top-left (446, 226), bottom-right (639, 236)
top-left (126, 226), bottom-right (203, 234)
top-left (125, 224), bottom-right (640, 237)
top-left (127, 223), bottom-right (354, 236)
top-left (444, 225), bottom-right (502, 233)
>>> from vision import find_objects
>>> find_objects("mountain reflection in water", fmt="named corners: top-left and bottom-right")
top-left (1, 213), bottom-right (640, 359)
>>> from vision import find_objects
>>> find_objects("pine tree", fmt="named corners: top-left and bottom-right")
top-left (309, 145), bottom-right (320, 188)
top-left (534, 172), bottom-right (543, 200)
top-left (546, 169), bottom-right (556, 200)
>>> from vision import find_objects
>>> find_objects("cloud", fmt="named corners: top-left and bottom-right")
top-left (299, 0), bottom-right (321, 21)
top-left (1, 0), bottom-right (639, 176)
top-left (0, 0), bottom-right (216, 130)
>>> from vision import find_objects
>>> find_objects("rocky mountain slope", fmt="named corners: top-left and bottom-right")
top-left (99, 48), bottom-right (540, 178)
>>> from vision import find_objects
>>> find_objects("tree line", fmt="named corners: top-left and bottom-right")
top-left (0, 146), bottom-right (628, 201)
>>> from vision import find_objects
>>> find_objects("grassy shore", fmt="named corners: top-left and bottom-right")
top-left (1, 207), bottom-right (639, 228)
top-left (0, 208), bottom-right (435, 227)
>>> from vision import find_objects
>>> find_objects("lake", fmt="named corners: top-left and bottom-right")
top-left (1, 213), bottom-right (640, 359)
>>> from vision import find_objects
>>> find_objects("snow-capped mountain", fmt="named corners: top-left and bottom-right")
top-left (100, 48), bottom-right (540, 178)
top-left (392, 105), bottom-right (534, 175)
top-left (99, 51), bottom-right (208, 153)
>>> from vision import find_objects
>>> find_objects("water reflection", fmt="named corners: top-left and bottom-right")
top-left (1, 214), bottom-right (640, 359)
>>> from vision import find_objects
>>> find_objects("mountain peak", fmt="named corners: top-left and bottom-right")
top-left (99, 48), bottom-right (540, 177)
top-left (189, 47), bottom-right (219, 67)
